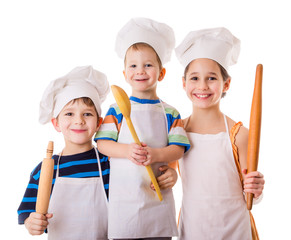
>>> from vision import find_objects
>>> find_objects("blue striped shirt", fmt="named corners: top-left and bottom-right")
top-left (17, 148), bottom-right (110, 224)
top-left (95, 97), bottom-right (190, 152)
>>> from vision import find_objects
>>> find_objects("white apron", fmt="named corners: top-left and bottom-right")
top-left (108, 100), bottom-right (178, 239)
top-left (47, 148), bottom-right (108, 240)
top-left (178, 115), bottom-right (251, 240)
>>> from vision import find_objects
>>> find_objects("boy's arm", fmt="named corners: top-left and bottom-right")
top-left (24, 212), bottom-right (53, 235)
top-left (97, 139), bottom-right (147, 165)
top-left (143, 144), bottom-right (184, 165)
top-left (18, 163), bottom-right (42, 225)
top-left (95, 104), bottom-right (149, 165)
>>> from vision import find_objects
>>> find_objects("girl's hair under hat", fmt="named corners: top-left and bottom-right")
top-left (115, 17), bottom-right (175, 65)
top-left (175, 27), bottom-right (241, 70)
top-left (39, 65), bottom-right (110, 124)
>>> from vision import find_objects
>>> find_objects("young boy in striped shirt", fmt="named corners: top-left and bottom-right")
top-left (17, 66), bottom-right (111, 239)
top-left (95, 18), bottom-right (190, 239)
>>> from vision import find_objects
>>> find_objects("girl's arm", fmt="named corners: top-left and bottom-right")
top-left (150, 165), bottom-right (178, 190)
top-left (236, 126), bottom-right (265, 200)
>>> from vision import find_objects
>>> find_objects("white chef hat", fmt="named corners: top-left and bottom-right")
top-left (39, 65), bottom-right (110, 124)
top-left (115, 17), bottom-right (175, 65)
top-left (175, 27), bottom-right (240, 70)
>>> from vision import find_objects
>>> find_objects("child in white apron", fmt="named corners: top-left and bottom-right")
top-left (95, 18), bottom-right (190, 239)
top-left (18, 66), bottom-right (110, 240)
top-left (175, 28), bottom-right (265, 240)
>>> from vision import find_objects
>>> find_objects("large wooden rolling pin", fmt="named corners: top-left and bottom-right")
top-left (246, 64), bottom-right (263, 210)
top-left (35, 141), bottom-right (54, 214)
top-left (111, 85), bottom-right (163, 201)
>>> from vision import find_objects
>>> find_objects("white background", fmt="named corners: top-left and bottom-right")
top-left (1, 0), bottom-right (290, 239)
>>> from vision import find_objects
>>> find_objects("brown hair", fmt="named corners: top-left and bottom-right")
top-left (70, 97), bottom-right (94, 107)
top-left (64, 97), bottom-right (99, 117)
top-left (124, 42), bottom-right (163, 70)
top-left (183, 59), bottom-right (230, 98)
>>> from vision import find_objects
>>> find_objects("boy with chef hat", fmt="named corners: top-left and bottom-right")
top-left (95, 18), bottom-right (190, 239)
top-left (175, 27), bottom-right (264, 239)
top-left (17, 65), bottom-right (111, 239)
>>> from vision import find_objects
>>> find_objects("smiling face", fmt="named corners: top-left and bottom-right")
top-left (51, 98), bottom-right (101, 154)
top-left (123, 44), bottom-right (165, 99)
top-left (183, 58), bottom-right (230, 110)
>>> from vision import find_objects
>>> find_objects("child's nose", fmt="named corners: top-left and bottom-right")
top-left (198, 80), bottom-right (208, 90)
top-left (136, 66), bottom-right (145, 74)
top-left (74, 115), bottom-right (85, 124)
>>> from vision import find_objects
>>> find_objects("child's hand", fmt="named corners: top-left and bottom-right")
top-left (143, 147), bottom-right (159, 166)
top-left (24, 212), bottom-right (53, 235)
top-left (150, 165), bottom-right (178, 190)
top-left (242, 169), bottom-right (265, 198)
top-left (127, 142), bottom-right (147, 165)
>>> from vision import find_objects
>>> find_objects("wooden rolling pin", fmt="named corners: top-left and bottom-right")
top-left (36, 141), bottom-right (54, 214)
top-left (111, 85), bottom-right (163, 201)
top-left (246, 64), bottom-right (263, 210)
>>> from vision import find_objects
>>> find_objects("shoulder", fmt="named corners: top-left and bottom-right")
top-left (226, 116), bottom-right (249, 152)
top-left (182, 116), bottom-right (190, 128)
top-left (102, 103), bottom-right (123, 125)
top-left (30, 161), bottom-right (43, 177)
top-left (106, 103), bottom-right (121, 116)
top-left (161, 101), bottom-right (181, 119)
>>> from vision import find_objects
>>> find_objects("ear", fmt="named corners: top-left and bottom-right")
top-left (123, 70), bottom-right (131, 85)
top-left (158, 68), bottom-right (166, 82)
top-left (182, 76), bottom-right (186, 90)
top-left (51, 118), bottom-right (61, 132)
top-left (223, 77), bottom-right (231, 93)
top-left (96, 117), bottom-right (103, 131)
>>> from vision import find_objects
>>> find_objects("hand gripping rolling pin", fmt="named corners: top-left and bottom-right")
top-left (35, 141), bottom-right (54, 214)
top-left (246, 64), bottom-right (263, 210)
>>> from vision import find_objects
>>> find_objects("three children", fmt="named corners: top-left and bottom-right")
top-left (18, 19), bottom-right (265, 240)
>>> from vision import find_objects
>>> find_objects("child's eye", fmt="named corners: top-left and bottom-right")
top-left (190, 77), bottom-right (198, 81)
top-left (65, 112), bottom-right (73, 116)
top-left (84, 113), bottom-right (93, 117)
top-left (208, 77), bottom-right (217, 81)
top-left (130, 64), bottom-right (137, 68)
top-left (145, 64), bottom-right (152, 67)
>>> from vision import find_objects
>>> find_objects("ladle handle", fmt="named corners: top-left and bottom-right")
top-left (125, 118), bottom-right (163, 201)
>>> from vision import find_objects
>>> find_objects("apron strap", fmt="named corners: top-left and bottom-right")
top-left (230, 121), bottom-right (260, 240)
top-left (56, 153), bottom-right (62, 178)
top-left (223, 114), bottom-right (229, 135)
top-left (158, 99), bottom-right (170, 136)
top-left (94, 147), bottom-right (108, 205)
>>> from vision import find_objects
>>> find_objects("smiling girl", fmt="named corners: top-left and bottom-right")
top-left (175, 28), bottom-right (265, 240)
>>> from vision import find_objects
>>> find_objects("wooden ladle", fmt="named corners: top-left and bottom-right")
top-left (111, 85), bottom-right (163, 201)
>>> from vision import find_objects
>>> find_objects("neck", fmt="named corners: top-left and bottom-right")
top-left (186, 105), bottom-right (225, 134)
top-left (131, 89), bottom-right (158, 100)
top-left (62, 142), bottom-right (94, 156)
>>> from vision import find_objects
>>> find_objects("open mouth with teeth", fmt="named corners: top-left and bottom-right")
top-left (194, 93), bottom-right (212, 99)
